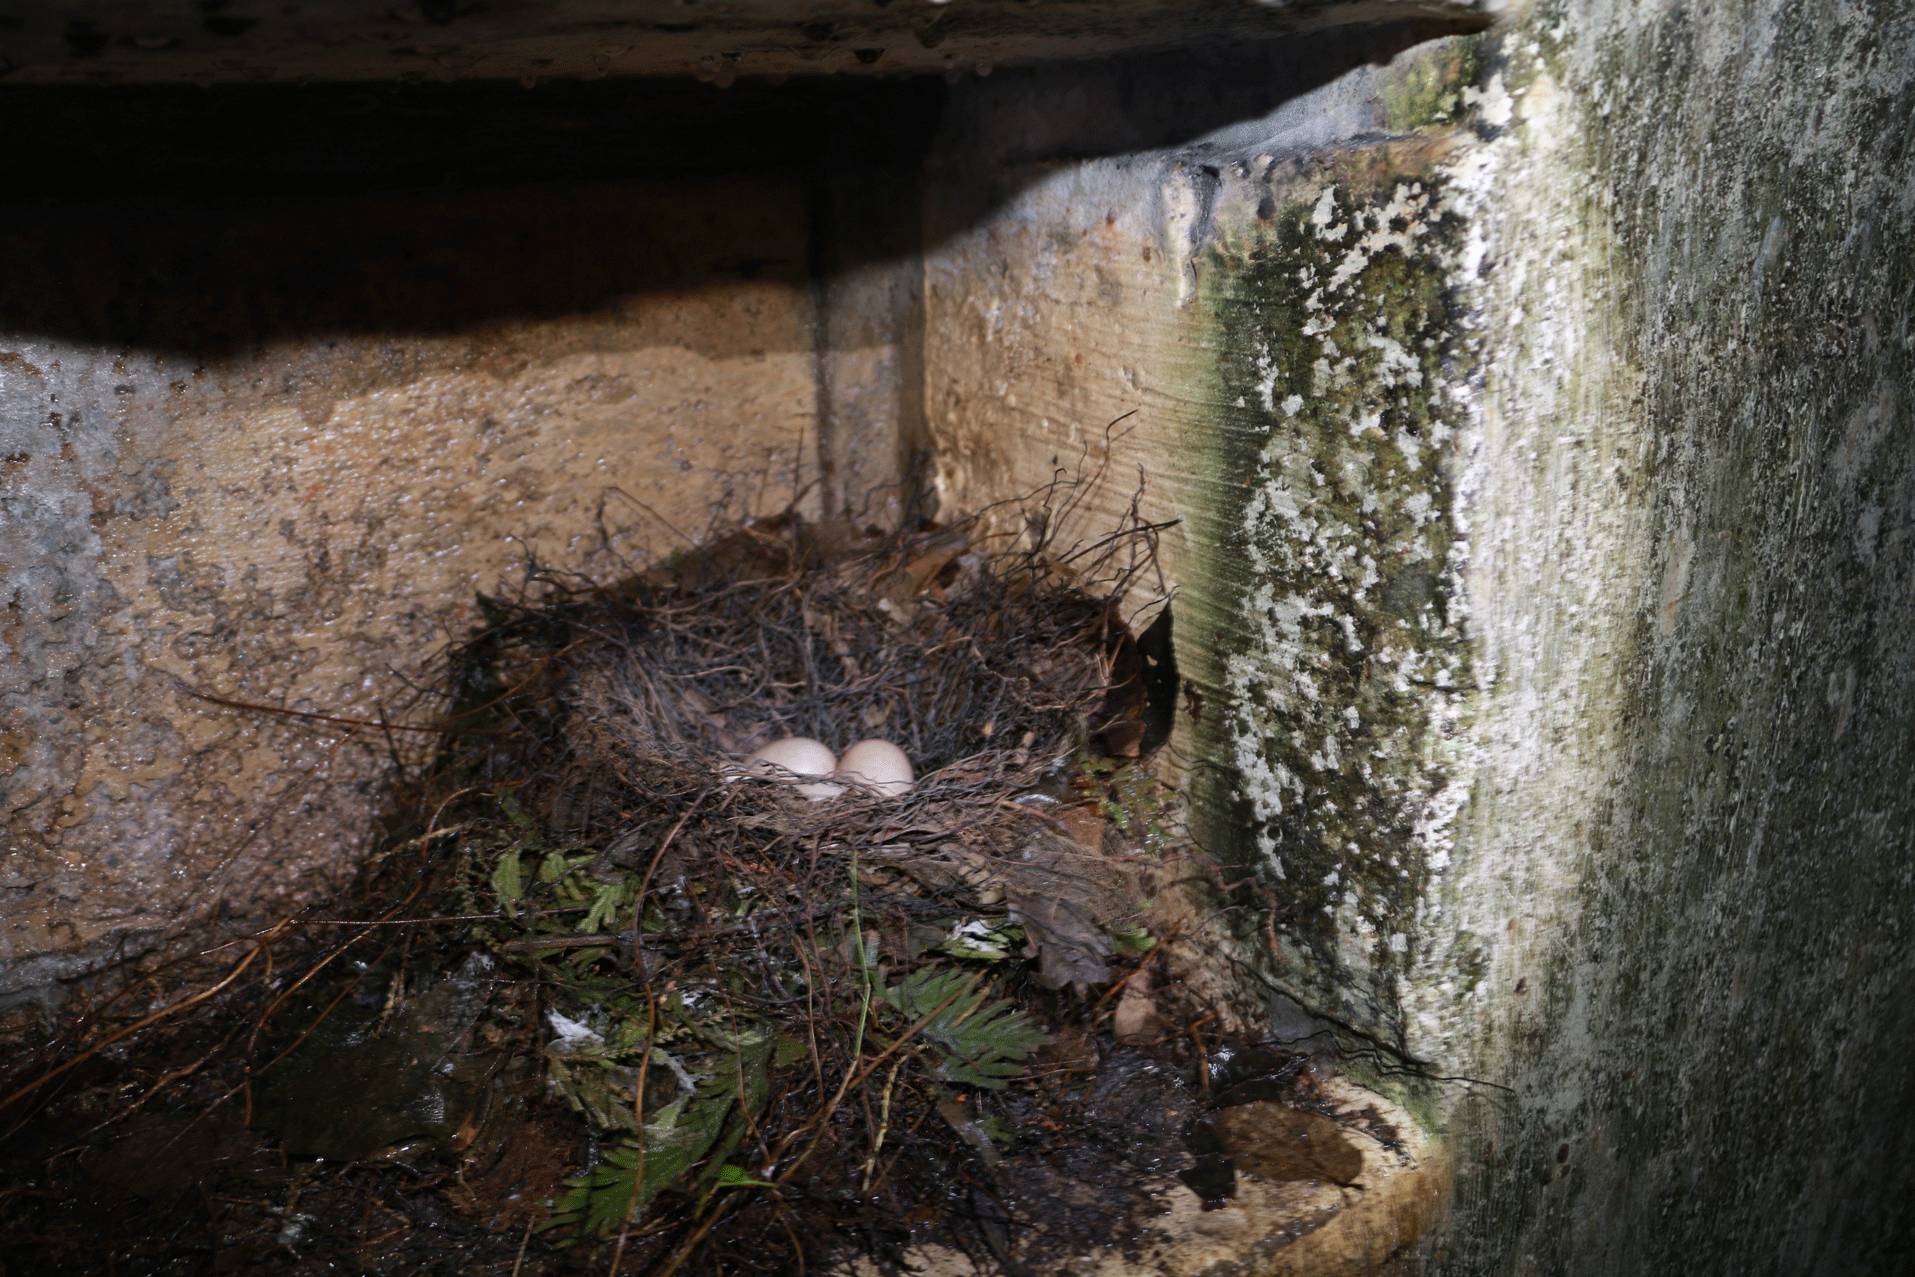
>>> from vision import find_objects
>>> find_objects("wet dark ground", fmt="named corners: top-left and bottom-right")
top-left (0, 952), bottom-right (1349, 1277)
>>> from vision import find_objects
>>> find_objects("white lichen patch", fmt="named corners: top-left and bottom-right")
top-left (1207, 176), bottom-right (1474, 1013)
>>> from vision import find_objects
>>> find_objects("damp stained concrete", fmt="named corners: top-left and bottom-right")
top-left (924, 41), bottom-right (1485, 1052)
top-left (1423, 1), bottom-right (1915, 1272)
top-left (924, 1), bottom-right (1915, 1268)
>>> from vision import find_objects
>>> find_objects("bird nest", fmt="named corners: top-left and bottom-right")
top-left (420, 508), bottom-right (1179, 1270)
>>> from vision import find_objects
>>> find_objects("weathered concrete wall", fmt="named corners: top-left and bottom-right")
top-left (925, 34), bottom-right (1490, 1049)
top-left (926, 2), bottom-right (1915, 1268)
top-left (1427, 1), bottom-right (1915, 1271)
top-left (0, 176), bottom-right (831, 1000)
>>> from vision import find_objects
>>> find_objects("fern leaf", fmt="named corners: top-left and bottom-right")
top-left (544, 1032), bottom-right (774, 1236)
top-left (580, 881), bottom-right (624, 933)
top-left (881, 969), bottom-right (1046, 1090)
top-left (490, 847), bottom-right (524, 916)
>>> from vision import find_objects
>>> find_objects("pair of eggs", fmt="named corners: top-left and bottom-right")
top-left (744, 736), bottom-right (915, 801)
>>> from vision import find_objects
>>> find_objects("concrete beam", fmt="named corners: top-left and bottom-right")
top-left (4, 1), bottom-right (1486, 85)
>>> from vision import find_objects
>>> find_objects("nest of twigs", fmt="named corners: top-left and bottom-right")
top-left (426, 510), bottom-right (1172, 1272)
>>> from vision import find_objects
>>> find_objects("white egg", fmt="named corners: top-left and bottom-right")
top-left (835, 738), bottom-right (915, 798)
top-left (745, 736), bottom-right (843, 801)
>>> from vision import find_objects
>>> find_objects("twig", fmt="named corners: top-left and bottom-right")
top-left (1089, 929), bottom-right (1178, 1020)
top-left (499, 934), bottom-right (617, 953)
top-left (510, 1218), bottom-right (534, 1277)
top-left (860, 1054), bottom-right (906, 1193)
top-left (608, 988), bottom-right (660, 1277)
top-left (768, 975), bottom-right (974, 1184)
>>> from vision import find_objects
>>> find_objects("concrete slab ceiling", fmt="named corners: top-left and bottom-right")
top-left (5, 1), bottom-right (1488, 85)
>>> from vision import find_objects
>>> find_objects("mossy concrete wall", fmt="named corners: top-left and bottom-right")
top-left (1429, 1), bottom-right (1915, 1270)
top-left (925, 41), bottom-right (1497, 1054)
top-left (927, 3), bottom-right (1915, 1268)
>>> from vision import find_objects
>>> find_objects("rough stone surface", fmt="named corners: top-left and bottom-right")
top-left (0, 175), bottom-right (827, 1000)
top-left (1425, 1), bottom-right (1915, 1271)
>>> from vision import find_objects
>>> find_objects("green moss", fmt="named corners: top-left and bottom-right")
top-left (1078, 752), bottom-right (1176, 850)
top-left (1381, 35), bottom-right (1484, 131)
top-left (1339, 1052), bottom-right (1452, 1139)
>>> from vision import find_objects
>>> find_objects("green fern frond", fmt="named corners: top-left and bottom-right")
top-left (881, 968), bottom-right (1047, 1090)
top-left (544, 1032), bottom-right (773, 1236)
